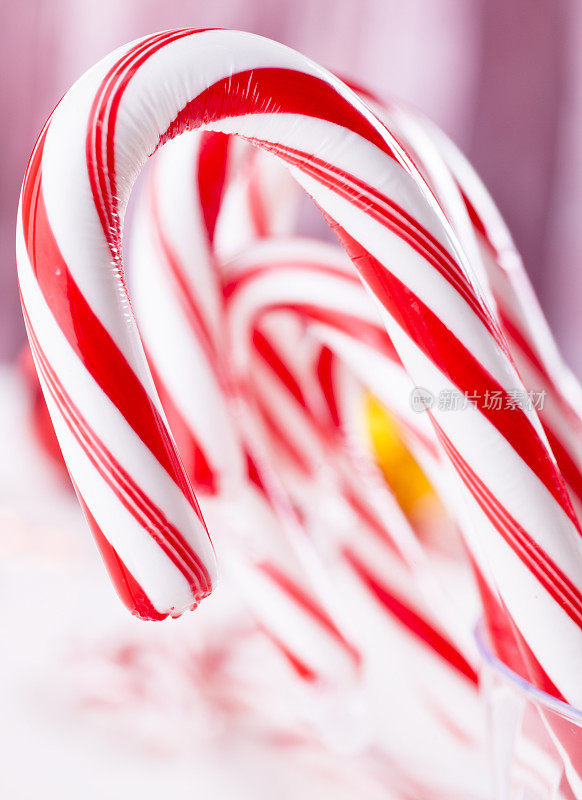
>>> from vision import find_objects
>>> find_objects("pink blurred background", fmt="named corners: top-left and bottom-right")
top-left (2, 0), bottom-right (581, 372)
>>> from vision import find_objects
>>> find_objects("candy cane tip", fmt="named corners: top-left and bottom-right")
top-left (128, 592), bottom-right (213, 622)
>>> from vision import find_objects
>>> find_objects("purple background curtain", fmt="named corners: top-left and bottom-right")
top-left (3, 0), bottom-right (580, 371)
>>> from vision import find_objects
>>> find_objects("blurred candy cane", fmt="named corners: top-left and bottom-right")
top-left (222, 285), bottom-right (487, 789)
top-left (219, 220), bottom-right (578, 795)
top-left (133, 118), bottom-right (485, 746)
top-left (131, 124), bottom-right (476, 666)
top-left (131, 128), bottom-right (362, 690)
top-left (133, 128), bottom-right (487, 791)
top-left (224, 94), bottom-right (582, 785)
top-left (17, 31), bottom-right (582, 713)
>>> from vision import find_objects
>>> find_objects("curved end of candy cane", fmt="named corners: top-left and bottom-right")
top-left (97, 539), bottom-right (186, 622)
top-left (72, 477), bottom-right (216, 621)
top-left (108, 550), bottom-right (214, 622)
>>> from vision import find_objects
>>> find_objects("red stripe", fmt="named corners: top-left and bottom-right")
top-left (252, 334), bottom-right (344, 470)
top-left (76, 484), bottom-right (167, 620)
top-left (159, 67), bottom-right (398, 160)
top-left (252, 327), bottom-right (307, 409)
top-left (88, 30), bottom-right (204, 262)
top-left (145, 354), bottom-right (217, 494)
top-left (28, 321), bottom-right (211, 592)
top-left (260, 627), bottom-right (318, 682)
top-left (223, 259), bottom-right (361, 299)
top-left (261, 301), bottom-right (400, 364)
top-left (388, 411), bottom-right (442, 462)
top-left (252, 392), bottom-right (312, 474)
top-left (342, 76), bottom-right (384, 106)
top-left (509, 620), bottom-right (566, 701)
top-left (441, 426), bottom-right (582, 624)
top-left (20, 344), bottom-right (66, 471)
top-left (247, 158), bottom-right (270, 238)
top-left (88, 31), bottom-right (186, 262)
top-left (459, 186), bottom-right (489, 243)
top-left (500, 310), bottom-right (555, 393)
top-left (439, 425), bottom-right (582, 626)
top-left (31, 343), bottom-right (211, 607)
top-left (226, 268), bottom-right (439, 460)
top-left (148, 176), bottom-right (220, 371)
top-left (543, 425), bottom-right (582, 507)
top-left (275, 142), bottom-right (495, 334)
top-left (342, 485), bottom-right (405, 562)
top-left (224, 259), bottom-right (399, 360)
top-left (332, 225), bottom-right (579, 531)
top-left (259, 561), bottom-right (361, 666)
top-left (245, 449), bottom-right (266, 493)
top-left (316, 346), bottom-right (340, 428)
top-left (508, 621), bottom-right (582, 776)
top-left (21, 126), bottom-right (49, 265)
top-left (468, 550), bottom-right (527, 673)
top-left (273, 140), bottom-right (469, 293)
top-left (501, 308), bottom-right (582, 432)
top-left (344, 547), bottom-right (478, 685)
top-left (197, 131), bottom-right (229, 244)
top-left (559, 773), bottom-right (580, 800)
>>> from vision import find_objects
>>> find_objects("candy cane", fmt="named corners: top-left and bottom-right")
top-left (226, 91), bottom-right (582, 552)
top-left (222, 236), bottom-right (448, 497)
top-left (17, 30), bottom-right (582, 711)
top-left (132, 134), bottom-right (490, 794)
top-left (219, 100), bottom-right (582, 786)
top-left (216, 244), bottom-right (486, 784)
top-left (219, 223), bottom-right (580, 793)
top-left (227, 85), bottom-right (582, 551)
top-left (133, 119), bottom-right (487, 737)
top-left (130, 126), bottom-right (475, 659)
top-left (132, 127), bottom-right (364, 690)
top-left (134, 126), bottom-right (456, 582)
top-left (134, 74), bottom-right (582, 791)
top-left (382, 100), bottom-right (582, 522)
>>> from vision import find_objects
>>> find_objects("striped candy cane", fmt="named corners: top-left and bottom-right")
top-left (382, 100), bottom-right (582, 522)
top-left (129, 126), bottom-right (477, 671)
top-left (166, 145), bottom-right (486, 781)
top-left (218, 228), bottom-right (580, 792)
top-left (133, 78), bottom-right (582, 792)
top-left (223, 295), bottom-right (487, 789)
top-left (131, 132), bottom-right (486, 780)
top-left (130, 126), bottom-right (362, 689)
top-left (220, 238), bottom-right (442, 536)
top-left (17, 31), bottom-right (582, 712)
top-left (219, 101), bottom-right (582, 786)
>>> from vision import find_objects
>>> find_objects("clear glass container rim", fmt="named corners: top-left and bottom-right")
top-left (474, 620), bottom-right (582, 722)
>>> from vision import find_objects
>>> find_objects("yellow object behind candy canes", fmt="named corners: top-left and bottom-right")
top-left (364, 393), bottom-right (434, 515)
